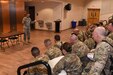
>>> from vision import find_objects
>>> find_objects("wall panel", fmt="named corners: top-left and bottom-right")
top-left (16, 1), bottom-right (24, 31)
top-left (0, 1), bottom-right (3, 33)
top-left (9, 0), bottom-right (17, 31)
top-left (1, 1), bottom-right (10, 33)
top-left (1, 0), bottom-right (24, 33)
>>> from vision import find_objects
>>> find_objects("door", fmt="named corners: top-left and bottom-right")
top-left (28, 6), bottom-right (35, 30)
top-left (87, 9), bottom-right (100, 25)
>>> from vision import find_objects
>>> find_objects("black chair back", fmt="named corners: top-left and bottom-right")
top-left (17, 61), bottom-right (52, 75)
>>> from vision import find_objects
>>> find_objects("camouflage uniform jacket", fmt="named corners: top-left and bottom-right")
top-left (72, 40), bottom-right (90, 58)
top-left (82, 37), bottom-right (113, 75)
top-left (22, 16), bottom-right (31, 30)
top-left (85, 29), bottom-right (93, 39)
top-left (45, 46), bottom-right (62, 60)
top-left (108, 32), bottom-right (113, 40)
top-left (28, 55), bottom-right (49, 75)
top-left (54, 41), bottom-right (63, 49)
top-left (77, 31), bottom-right (86, 42)
top-left (102, 37), bottom-right (113, 75)
top-left (53, 53), bottom-right (82, 75)
top-left (84, 38), bottom-right (96, 49)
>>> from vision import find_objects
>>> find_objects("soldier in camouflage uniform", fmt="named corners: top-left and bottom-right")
top-left (85, 24), bottom-right (97, 39)
top-left (70, 34), bottom-right (90, 58)
top-left (22, 13), bottom-right (31, 43)
top-left (82, 27), bottom-right (113, 75)
top-left (70, 34), bottom-right (90, 69)
top-left (107, 21), bottom-right (113, 40)
top-left (54, 34), bottom-right (63, 50)
top-left (84, 25), bottom-right (97, 49)
top-left (84, 38), bottom-right (96, 49)
top-left (22, 13), bottom-right (36, 43)
top-left (53, 42), bottom-right (82, 75)
top-left (44, 39), bottom-right (62, 60)
top-left (73, 28), bottom-right (86, 42)
top-left (28, 47), bottom-right (50, 75)
top-left (102, 37), bottom-right (113, 75)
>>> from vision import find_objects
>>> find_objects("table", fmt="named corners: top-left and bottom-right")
top-left (0, 31), bottom-right (24, 51)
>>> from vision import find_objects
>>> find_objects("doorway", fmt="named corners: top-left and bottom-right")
top-left (28, 6), bottom-right (35, 30)
top-left (87, 9), bottom-right (100, 25)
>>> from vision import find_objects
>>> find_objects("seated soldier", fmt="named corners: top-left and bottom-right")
top-left (84, 37), bottom-right (96, 49)
top-left (70, 34), bottom-right (90, 69)
top-left (84, 24), bottom-right (97, 49)
top-left (70, 34), bottom-right (90, 58)
top-left (107, 21), bottom-right (113, 40)
top-left (44, 39), bottom-right (62, 60)
top-left (72, 28), bottom-right (86, 42)
top-left (53, 42), bottom-right (82, 75)
top-left (82, 27), bottom-right (113, 75)
top-left (28, 47), bottom-right (49, 75)
top-left (85, 24), bottom-right (97, 39)
top-left (54, 34), bottom-right (63, 50)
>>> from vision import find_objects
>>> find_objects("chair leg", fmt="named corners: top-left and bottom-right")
top-left (1, 42), bottom-right (5, 51)
top-left (10, 39), bottom-right (14, 46)
top-left (16, 37), bottom-right (19, 44)
top-left (6, 41), bottom-right (10, 48)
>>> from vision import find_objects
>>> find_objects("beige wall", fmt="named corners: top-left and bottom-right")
top-left (61, 0), bottom-right (84, 30)
top-left (100, 0), bottom-right (113, 20)
top-left (26, 0), bottom-right (113, 30)
top-left (83, 0), bottom-right (102, 21)
top-left (26, 1), bottom-right (62, 31)
top-left (83, 0), bottom-right (113, 22)
top-left (26, 0), bottom-right (84, 31)
top-left (53, 3), bottom-right (63, 30)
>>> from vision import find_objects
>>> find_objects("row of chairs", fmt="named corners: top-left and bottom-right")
top-left (0, 36), bottom-right (19, 50)
top-left (0, 32), bottom-right (23, 51)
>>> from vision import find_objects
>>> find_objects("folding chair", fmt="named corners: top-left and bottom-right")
top-left (9, 35), bottom-right (19, 46)
top-left (17, 61), bottom-right (52, 75)
top-left (0, 38), bottom-right (10, 50)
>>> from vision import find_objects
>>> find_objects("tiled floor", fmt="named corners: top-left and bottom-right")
top-left (0, 26), bottom-right (86, 75)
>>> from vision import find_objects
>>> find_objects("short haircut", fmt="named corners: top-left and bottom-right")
top-left (31, 47), bottom-right (40, 57)
top-left (62, 42), bottom-right (72, 53)
top-left (54, 34), bottom-right (60, 41)
top-left (71, 33), bottom-right (77, 36)
top-left (44, 39), bottom-right (51, 47)
top-left (94, 26), bottom-right (106, 36)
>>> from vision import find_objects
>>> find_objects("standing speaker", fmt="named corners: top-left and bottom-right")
top-left (64, 3), bottom-right (71, 11)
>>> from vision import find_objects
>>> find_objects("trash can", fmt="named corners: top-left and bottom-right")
top-left (71, 20), bottom-right (76, 28)
top-left (82, 19), bottom-right (87, 26)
